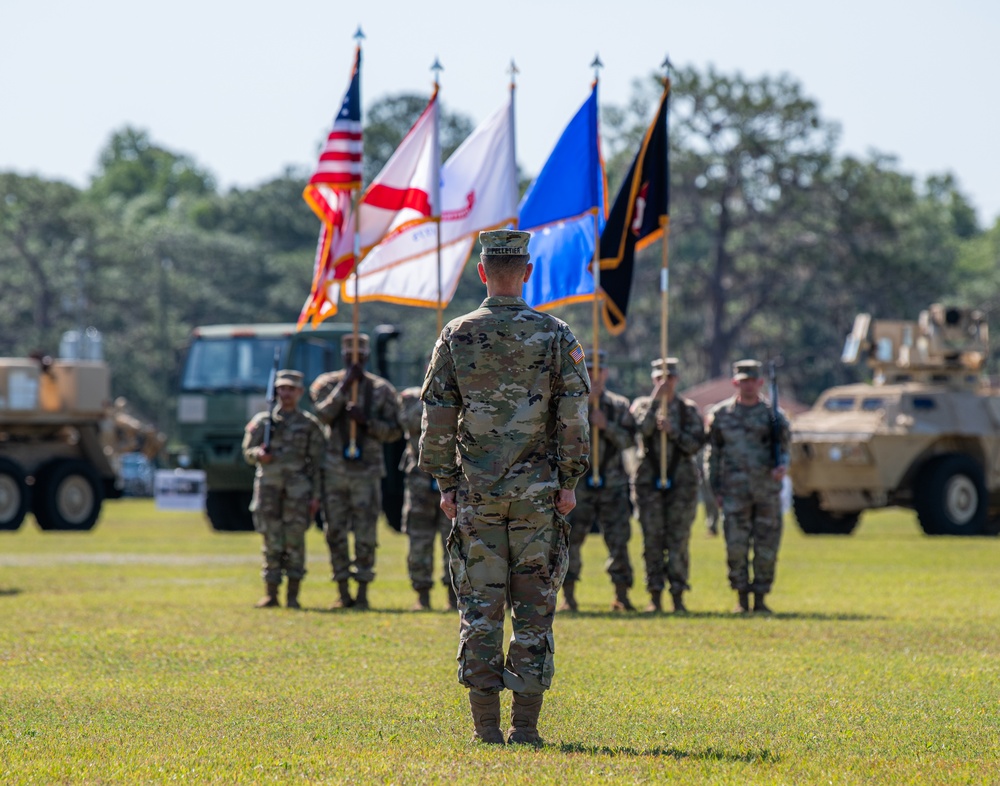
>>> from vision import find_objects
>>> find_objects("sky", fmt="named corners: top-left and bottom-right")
top-left (3, 0), bottom-right (998, 225)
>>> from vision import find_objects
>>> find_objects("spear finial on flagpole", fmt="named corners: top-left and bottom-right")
top-left (508, 59), bottom-right (519, 89)
top-left (354, 25), bottom-right (365, 44)
top-left (431, 57), bottom-right (443, 88)
top-left (591, 53), bottom-right (603, 84)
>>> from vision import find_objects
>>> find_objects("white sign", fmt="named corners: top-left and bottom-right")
top-left (154, 469), bottom-right (207, 511)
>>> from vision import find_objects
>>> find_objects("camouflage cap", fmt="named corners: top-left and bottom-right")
top-left (275, 369), bottom-right (304, 388)
top-left (585, 348), bottom-right (607, 368)
top-left (479, 229), bottom-right (531, 257)
top-left (341, 332), bottom-right (370, 354)
top-left (651, 357), bottom-right (679, 378)
top-left (732, 358), bottom-right (762, 380)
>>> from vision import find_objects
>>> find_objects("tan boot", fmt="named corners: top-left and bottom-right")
top-left (558, 580), bottom-right (578, 612)
top-left (753, 592), bottom-right (773, 615)
top-left (255, 582), bottom-right (280, 608)
top-left (286, 579), bottom-right (301, 610)
top-left (671, 590), bottom-right (687, 614)
top-left (411, 588), bottom-right (431, 611)
top-left (734, 590), bottom-right (750, 614)
top-left (330, 580), bottom-right (354, 609)
top-left (507, 692), bottom-right (544, 746)
top-left (611, 584), bottom-right (635, 612)
top-left (354, 582), bottom-right (370, 611)
top-left (645, 589), bottom-right (663, 613)
top-left (469, 692), bottom-right (505, 745)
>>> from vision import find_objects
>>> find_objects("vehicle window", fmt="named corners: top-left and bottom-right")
top-left (181, 337), bottom-right (287, 391)
top-left (289, 338), bottom-right (342, 385)
top-left (823, 397), bottom-right (856, 412)
top-left (909, 397), bottom-right (937, 411)
top-left (860, 398), bottom-right (886, 411)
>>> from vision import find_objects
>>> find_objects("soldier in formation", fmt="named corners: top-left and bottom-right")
top-left (630, 358), bottom-right (706, 613)
top-left (242, 370), bottom-right (325, 609)
top-left (311, 333), bottom-right (403, 611)
top-left (560, 349), bottom-right (637, 612)
top-left (420, 229), bottom-right (590, 746)
top-left (398, 384), bottom-right (456, 612)
top-left (705, 359), bottom-right (790, 614)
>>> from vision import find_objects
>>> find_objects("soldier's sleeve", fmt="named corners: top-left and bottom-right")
top-left (552, 328), bottom-right (591, 489)
top-left (418, 336), bottom-right (462, 492)
top-left (241, 415), bottom-right (264, 466)
top-left (705, 408), bottom-right (723, 496)
top-left (777, 406), bottom-right (792, 467)
top-left (675, 400), bottom-right (707, 456)
top-left (368, 381), bottom-right (404, 444)
top-left (305, 414), bottom-right (326, 497)
top-left (310, 374), bottom-right (347, 425)
top-left (603, 396), bottom-right (637, 451)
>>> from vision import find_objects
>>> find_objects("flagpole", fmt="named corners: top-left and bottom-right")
top-left (588, 55), bottom-right (604, 489)
top-left (429, 58), bottom-right (444, 334)
top-left (658, 60), bottom-right (672, 489)
top-left (347, 26), bottom-right (366, 460)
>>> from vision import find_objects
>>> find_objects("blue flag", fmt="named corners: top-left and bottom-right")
top-left (519, 84), bottom-right (605, 309)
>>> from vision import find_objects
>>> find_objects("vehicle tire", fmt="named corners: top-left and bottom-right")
top-left (205, 490), bottom-right (254, 532)
top-left (0, 458), bottom-right (30, 531)
top-left (914, 454), bottom-right (987, 536)
top-left (33, 459), bottom-right (103, 531)
top-left (792, 494), bottom-right (860, 535)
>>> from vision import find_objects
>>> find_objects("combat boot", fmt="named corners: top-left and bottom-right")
top-left (446, 583), bottom-right (459, 612)
top-left (411, 588), bottom-right (431, 611)
top-left (469, 692), bottom-right (505, 745)
top-left (330, 580), bottom-right (354, 609)
top-left (354, 582), bottom-right (370, 611)
top-left (645, 590), bottom-right (663, 613)
top-left (255, 582), bottom-right (280, 608)
top-left (286, 579), bottom-right (301, 610)
top-left (507, 692), bottom-right (544, 746)
top-left (734, 590), bottom-right (750, 614)
top-left (671, 590), bottom-right (687, 614)
top-left (611, 584), bottom-right (636, 612)
top-left (753, 592), bottom-right (773, 615)
top-left (558, 580), bottom-right (579, 612)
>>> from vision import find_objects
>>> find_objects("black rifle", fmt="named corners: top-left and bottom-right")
top-left (767, 359), bottom-right (783, 469)
top-left (262, 348), bottom-right (281, 452)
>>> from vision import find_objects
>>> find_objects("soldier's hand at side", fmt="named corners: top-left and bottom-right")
top-left (555, 488), bottom-right (576, 516)
top-left (439, 490), bottom-right (457, 520)
top-left (256, 447), bottom-right (274, 465)
top-left (309, 498), bottom-right (320, 518)
top-left (589, 408), bottom-right (608, 430)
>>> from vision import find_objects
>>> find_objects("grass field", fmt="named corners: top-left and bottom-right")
top-left (1, 500), bottom-right (998, 784)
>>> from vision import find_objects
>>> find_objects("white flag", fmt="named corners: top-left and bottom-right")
top-left (343, 95), bottom-right (518, 307)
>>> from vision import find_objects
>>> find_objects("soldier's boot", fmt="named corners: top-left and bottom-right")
top-left (611, 584), bottom-right (636, 612)
top-left (255, 582), bottom-right (280, 608)
top-left (558, 580), bottom-right (579, 612)
top-left (469, 692), bottom-right (505, 745)
top-left (411, 588), bottom-right (432, 611)
top-left (286, 579), bottom-right (301, 610)
top-left (354, 582), bottom-right (370, 611)
top-left (734, 590), bottom-right (750, 614)
top-left (507, 692), bottom-right (544, 746)
top-left (753, 592), bottom-right (773, 615)
top-left (645, 590), bottom-right (663, 613)
top-left (671, 590), bottom-right (688, 614)
top-left (446, 583), bottom-right (459, 612)
top-left (330, 580), bottom-right (354, 610)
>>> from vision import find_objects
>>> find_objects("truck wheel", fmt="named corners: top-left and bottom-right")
top-left (205, 490), bottom-right (254, 532)
top-left (0, 458), bottom-right (30, 531)
top-left (792, 494), bottom-right (860, 535)
top-left (33, 460), bottom-right (104, 531)
top-left (914, 454), bottom-right (987, 536)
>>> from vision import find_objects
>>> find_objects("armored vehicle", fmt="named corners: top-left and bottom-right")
top-left (789, 304), bottom-right (1000, 536)
top-left (171, 322), bottom-right (405, 532)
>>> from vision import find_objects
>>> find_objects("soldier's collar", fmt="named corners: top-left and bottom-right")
top-left (482, 295), bottom-right (527, 307)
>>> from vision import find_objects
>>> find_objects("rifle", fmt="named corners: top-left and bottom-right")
top-left (262, 348), bottom-right (281, 453)
top-left (767, 359), bottom-right (783, 469)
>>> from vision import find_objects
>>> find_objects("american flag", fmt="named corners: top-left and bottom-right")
top-left (306, 47), bottom-right (362, 199)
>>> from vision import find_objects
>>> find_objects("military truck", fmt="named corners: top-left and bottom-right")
top-left (789, 304), bottom-right (1000, 536)
top-left (171, 322), bottom-right (406, 532)
top-left (0, 353), bottom-right (124, 531)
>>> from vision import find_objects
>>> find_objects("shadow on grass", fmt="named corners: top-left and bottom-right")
top-left (557, 609), bottom-right (883, 622)
top-left (0, 588), bottom-right (23, 597)
top-left (555, 741), bottom-right (780, 763)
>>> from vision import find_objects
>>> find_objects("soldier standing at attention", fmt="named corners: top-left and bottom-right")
top-left (420, 229), bottom-right (590, 747)
top-left (560, 349), bottom-right (637, 613)
top-left (242, 370), bottom-right (325, 609)
top-left (399, 384), bottom-right (456, 612)
top-left (310, 333), bottom-right (403, 611)
top-left (630, 358), bottom-right (706, 613)
top-left (705, 359), bottom-right (790, 614)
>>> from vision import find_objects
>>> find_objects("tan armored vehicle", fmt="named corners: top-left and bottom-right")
top-left (0, 354), bottom-right (124, 531)
top-left (789, 304), bottom-right (1000, 536)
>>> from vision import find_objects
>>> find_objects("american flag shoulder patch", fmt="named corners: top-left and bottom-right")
top-left (570, 343), bottom-right (585, 364)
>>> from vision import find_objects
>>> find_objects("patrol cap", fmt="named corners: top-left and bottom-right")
top-left (341, 332), bottom-right (370, 354)
top-left (732, 359), bottom-right (762, 380)
top-left (275, 370), bottom-right (304, 388)
top-left (651, 357), bottom-right (679, 378)
top-left (479, 229), bottom-right (531, 258)
top-left (585, 348), bottom-right (607, 368)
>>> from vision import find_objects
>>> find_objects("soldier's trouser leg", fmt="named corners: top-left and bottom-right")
top-left (438, 514), bottom-right (453, 591)
top-left (563, 492), bottom-right (593, 583)
top-left (407, 520), bottom-right (438, 591)
top-left (749, 495), bottom-right (783, 594)
top-left (635, 486), bottom-right (667, 592)
top-left (279, 495), bottom-right (312, 582)
top-left (723, 500), bottom-right (754, 592)
top-left (598, 485), bottom-right (633, 588)
top-left (351, 481), bottom-right (381, 585)
top-left (664, 492), bottom-right (697, 595)
top-left (449, 493), bottom-right (565, 695)
top-left (253, 486), bottom-right (289, 585)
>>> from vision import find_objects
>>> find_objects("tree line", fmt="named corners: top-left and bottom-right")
top-left (1, 65), bottom-right (997, 434)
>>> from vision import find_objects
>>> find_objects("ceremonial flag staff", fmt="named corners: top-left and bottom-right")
top-left (589, 53), bottom-right (604, 490)
top-left (657, 55), bottom-right (673, 489)
top-left (347, 24), bottom-right (366, 460)
top-left (431, 57), bottom-right (445, 334)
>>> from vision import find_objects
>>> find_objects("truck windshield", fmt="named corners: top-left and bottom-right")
top-left (181, 337), bottom-right (287, 391)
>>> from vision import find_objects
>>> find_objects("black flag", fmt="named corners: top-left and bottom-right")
top-left (599, 80), bottom-right (669, 334)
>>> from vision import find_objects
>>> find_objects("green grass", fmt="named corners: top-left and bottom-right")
top-left (1, 501), bottom-right (998, 784)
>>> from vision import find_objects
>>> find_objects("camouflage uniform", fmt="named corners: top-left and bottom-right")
top-left (242, 399), bottom-right (325, 585)
top-left (399, 385), bottom-right (453, 599)
top-left (311, 363), bottom-right (402, 588)
top-left (705, 381), bottom-right (791, 597)
top-left (420, 295), bottom-right (590, 698)
top-left (567, 388), bottom-right (636, 591)
top-left (631, 391), bottom-right (706, 598)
